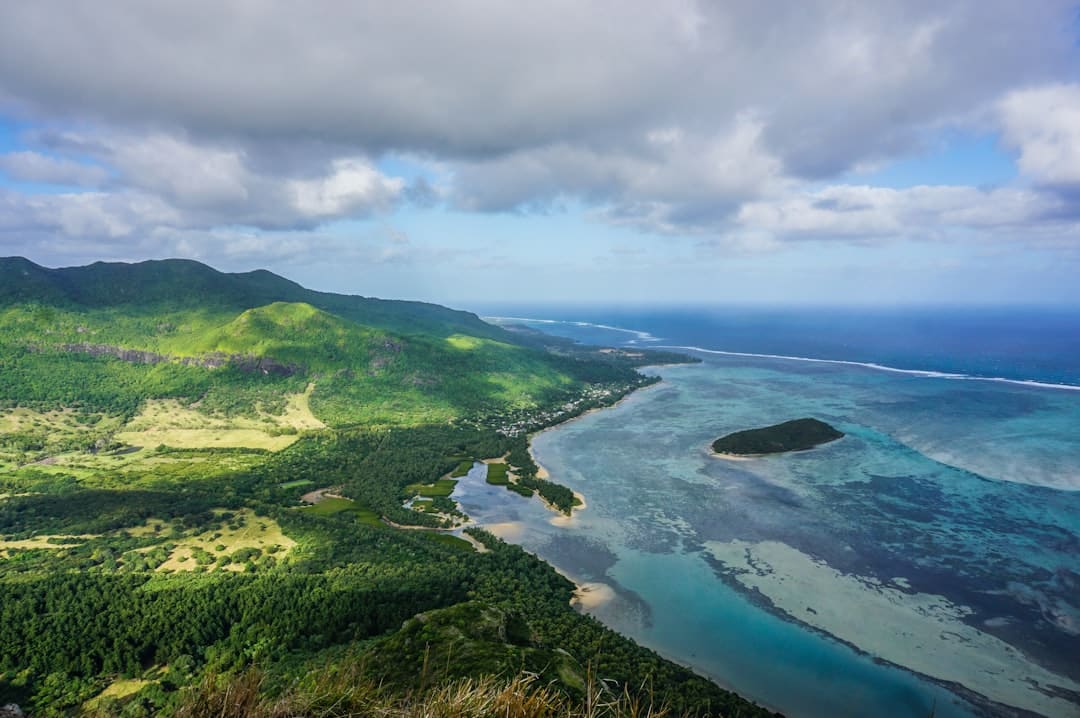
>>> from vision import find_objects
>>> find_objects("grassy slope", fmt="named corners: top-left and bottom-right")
top-left (0, 258), bottom-right (777, 717)
top-left (0, 258), bottom-right (602, 428)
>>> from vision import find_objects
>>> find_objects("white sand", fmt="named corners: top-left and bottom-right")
top-left (456, 532), bottom-right (489, 553)
top-left (549, 491), bottom-right (587, 527)
top-left (527, 446), bottom-right (551, 479)
top-left (572, 581), bottom-right (616, 610)
top-left (706, 539), bottom-right (1080, 717)
top-left (483, 521), bottom-right (525, 541)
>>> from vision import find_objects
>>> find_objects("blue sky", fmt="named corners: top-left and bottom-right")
top-left (0, 2), bottom-right (1078, 307)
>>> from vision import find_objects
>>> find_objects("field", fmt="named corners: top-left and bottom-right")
top-left (450, 459), bottom-right (474, 477)
top-left (405, 478), bottom-right (458, 498)
top-left (485, 462), bottom-right (509, 485)
top-left (114, 386), bottom-right (324, 452)
top-left (150, 509), bottom-right (296, 573)
top-left (302, 496), bottom-right (383, 527)
top-left (0, 533), bottom-right (93, 558)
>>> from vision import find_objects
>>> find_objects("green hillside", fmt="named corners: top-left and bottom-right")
top-left (0, 258), bottom-right (774, 718)
top-left (0, 256), bottom-right (511, 341)
top-left (0, 258), bottom-right (645, 427)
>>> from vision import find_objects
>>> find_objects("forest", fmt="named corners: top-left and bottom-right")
top-left (0, 258), bottom-right (772, 717)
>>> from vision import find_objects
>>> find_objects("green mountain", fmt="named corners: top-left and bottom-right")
top-left (0, 256), bottom-right (510, 340)
top-left (0, 258), bottom-right (774, 718)
top-left (0, 257), bottom-right (645, 427)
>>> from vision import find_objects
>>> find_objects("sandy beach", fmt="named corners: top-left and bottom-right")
top-left (548, 491), bottom-right (587, 527)
top-left (706, 539), bottom-right (1080, 717)
top-left (571, 581), bottom-right (616, 610)
top-left (708, 451), bottom-right (758, 462)
top-left (483, 521), bottom-right (525, 541)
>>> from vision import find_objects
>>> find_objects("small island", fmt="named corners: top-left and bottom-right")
top-left (712, 417), bottom-right (844, 456)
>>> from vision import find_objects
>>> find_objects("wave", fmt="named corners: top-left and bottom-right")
top-left (483, 316), bottom-right (662, 343)
top-left (483, 315), bottom-right (1080, 394)
top-left (656, 345), bottom-right (1080, 393)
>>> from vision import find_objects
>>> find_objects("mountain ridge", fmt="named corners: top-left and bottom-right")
top-left (0, 256), bottom-right (508, 342)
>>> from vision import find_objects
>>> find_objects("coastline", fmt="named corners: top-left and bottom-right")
top-left (524, 378), bottom-right (668, 519)
top-left (476, 377), bottom-right (666, 603)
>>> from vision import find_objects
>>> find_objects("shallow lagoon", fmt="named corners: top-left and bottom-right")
top-left (456, 354), bottom-right (1080, 717)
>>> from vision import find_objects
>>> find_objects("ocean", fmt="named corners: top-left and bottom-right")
top-left (453, 306), bottom-right (1080, 718)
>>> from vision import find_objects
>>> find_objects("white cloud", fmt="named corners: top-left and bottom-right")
top-left (0, 1), bottom-right (1077, 268)
top-left (0, 189), bottom-right (178, 240)
top-left (999, 84), bottom-right (1080, 186)
top-left (735, 184), bottom-right (1068, 242)
top-left (289, 159), bottom-right (404, 219)
top-left (0, 1), bottom-right (1073, 173)
top-left (453, 113), bottom-right (785, 228)
top-left (0, 151), bottom-right (108, 186)
top-left (13, 130), bottom-right (406, 231)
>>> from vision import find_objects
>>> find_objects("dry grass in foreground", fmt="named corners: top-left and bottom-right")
top-left (169, 666), bottom-right (676, 718)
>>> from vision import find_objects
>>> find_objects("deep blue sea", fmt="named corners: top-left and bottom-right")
top-left (454, 306), bottom-right (1080, 718)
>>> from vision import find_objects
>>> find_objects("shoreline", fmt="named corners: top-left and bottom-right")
top-left (462, 367), bottom-right (802, 713)
top-left (525, 378), bottom-right (668, 519)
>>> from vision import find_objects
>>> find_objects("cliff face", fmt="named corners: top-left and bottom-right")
top-left (47, 343), bottom-right (300, 376)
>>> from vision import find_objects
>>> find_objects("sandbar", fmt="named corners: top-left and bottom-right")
top-left (706, 539), bottom-right (1080, 717)
top-left (571, 581), bottom-right (616, 610)
top-left (483, 521), bottom-right (525, 541)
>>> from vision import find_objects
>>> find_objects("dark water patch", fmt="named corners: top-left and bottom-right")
top-left (541, 534), bottom-right (617, 581)
top-left (869, 386), bottom-right (1051, 422)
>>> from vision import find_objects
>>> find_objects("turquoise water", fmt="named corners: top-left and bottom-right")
top-left (454, 339), bottom-right (1080, 717)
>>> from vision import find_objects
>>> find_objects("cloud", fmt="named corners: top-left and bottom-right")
top-left (289, 159), bottom-right (403, 219)
top-left (453, 113), bottom-right (785, 230)
top-left (999, 84), bottom-right (1080, 187)
top-left (0, 2), bottom-right (1073, 167)
top-left (0, 150), bottom-right (108, 186)
top-left (0, 189), bottom-right (178, 240)
top-left (11, 129), bottom-right (405, 231)
top-left (0, 1), bottom-right (1078, 267)
top-left (734, 183), bottom-right (1072, 243)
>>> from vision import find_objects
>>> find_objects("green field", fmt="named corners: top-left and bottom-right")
top-left (420, 533), bottom-right (474, 551)
top-left (301, 497), bottom-right (383, 527)
top-left (485, 462), bottom-right (510, 485)
top-left (405, 478), bottom-right (458, 498)
top-left (279, 479), bottom-right (315, 490)
top-left (450, 459), bottom-right (474, 477)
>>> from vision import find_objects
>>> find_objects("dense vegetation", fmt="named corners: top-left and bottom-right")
top-left (0, 258), bottom-right (775, 717)
top-left (711, 418), bottom-right (844, 455)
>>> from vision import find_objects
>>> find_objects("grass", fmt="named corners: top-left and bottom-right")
top-left (451, 459), bottom-right (474, 478)
top-left (410, 499), bottom-right (439, 514)
top-left (154, 509), bottom-right (296, 573)
top-left (0, 533), bottom-right (93, 558)
top-left (173, 667), bottom-right (673, 718)
top-left (486, 462), bottom-right (509, 485)
top-left (0, 406), bottom-right (126, 466)
top-left (279, 479), bottom-right (315, 490)
top-left (302, 496), bottom-right (358, 515)
top-left (405, 478), bottom-right (457, 498)
top-left (84, 678), bottom-right (152, 712)
top-left (114, 397), bottom-right (313, 452)
top-left (421, 533), bottom-right (474, 551)
top-left (302, 496), bottom-right (382, 527)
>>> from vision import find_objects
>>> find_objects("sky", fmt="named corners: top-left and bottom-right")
top-left (1, 2), bottom-right (1079, 307)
